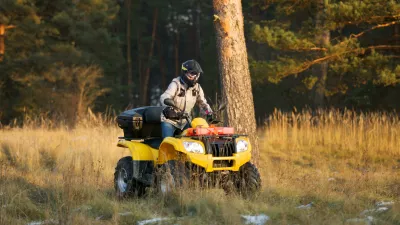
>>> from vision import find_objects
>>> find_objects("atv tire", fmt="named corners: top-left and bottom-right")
top-left (235, 162), bottom-right (261, 198)
top-left (157, 160), bottom-right (190, 195)
top-left (114, 156), bottom-right (145, 199)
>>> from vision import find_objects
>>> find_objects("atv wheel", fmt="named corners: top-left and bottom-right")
top-left (235, 162), bottom-right (261, 198)
top-left (157, 160), bottom-right (190, 195)
top-left (114, 156), bottom-right (145, 198)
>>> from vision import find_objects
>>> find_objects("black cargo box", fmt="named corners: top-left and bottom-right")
top-left (117, 106), bottom-right (165, 139)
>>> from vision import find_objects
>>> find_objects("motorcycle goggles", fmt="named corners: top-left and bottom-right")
top-left (187, 71), bottom-right (200, 78)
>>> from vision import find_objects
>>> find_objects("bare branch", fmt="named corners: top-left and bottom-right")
top-left (371, 14), bottom-right (400, 20)
top-left (280, 47), bottom-right (328, 52)
top-left (367, 45), bottom-right (400, 50)
top-left (342, 14), bottom-right (400, 25)
top-left (5, 25), bottom-right (16, 30)
top-left (351, 21), bottom-right (400, 39)
top-left (309, 47), bottom-right (327, 51)
top-left (335, 21), bottom-right (400, 48)
top-left (279, 45), bottom-right (400, 76)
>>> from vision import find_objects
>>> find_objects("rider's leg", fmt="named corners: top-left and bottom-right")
top-left (161, 122), bottom-right (176, 139)
top-left (175, 121), bottom-right (191, 136)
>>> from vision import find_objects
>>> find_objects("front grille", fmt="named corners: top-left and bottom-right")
top-left (213, 160), bottom-right (233, 168)
top-left (206, 139), bottom-right (236, 157)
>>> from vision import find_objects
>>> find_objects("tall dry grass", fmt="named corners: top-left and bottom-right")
top-left (0, 109), bottom-right (399, 225)
top-left (259, 109), bottom-right (400, 224)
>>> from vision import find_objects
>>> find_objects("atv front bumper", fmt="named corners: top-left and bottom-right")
top-left (186, 151), bottom-right (252, 172)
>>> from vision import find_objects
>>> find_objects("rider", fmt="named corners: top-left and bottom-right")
top-left (160, 59), bottom-right (213, 139)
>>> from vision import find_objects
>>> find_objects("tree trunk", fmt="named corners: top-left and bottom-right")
top-left (313, 0), bottom-right (330, 108)
top-left (141, 8), bottom-right (158, 106)
top-left (195, 0), bottom-right (202, 60)
top-left (213, 0), bottom-right (259, 160)
top-left (174, 32), bottom-right (180, 76)
top-left (0, 24), bottom-right (5, 62)
top-left (157, 38), bottom-right (167, 89)
top-left (137, 19), bottom-right (142, 107)
top-left (126, 0), bottom-right (133, 105)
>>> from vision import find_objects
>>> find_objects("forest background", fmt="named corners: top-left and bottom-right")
top-left (0, 0), bottom-right (399, 125)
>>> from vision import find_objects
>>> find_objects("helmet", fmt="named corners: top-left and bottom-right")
top-left (180, 59), bottom-right (203, 87)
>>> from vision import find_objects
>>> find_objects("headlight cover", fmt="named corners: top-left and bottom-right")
top-left (183, 142), bottom-right (204, 154)
top-left (236, 140), bottom-right (249, 153)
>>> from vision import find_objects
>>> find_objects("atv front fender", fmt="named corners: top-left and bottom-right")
top-left (117, 139), bottom-right (158, 161)
top-left (117, 139), bottom-right (158, 185)
top-left (157, 137), bottom-right (197, 164)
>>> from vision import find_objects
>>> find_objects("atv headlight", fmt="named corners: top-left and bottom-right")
top-left (236, 140), bottom-right (249, 153)
top-left (183, 142), bottom-right (204, 154)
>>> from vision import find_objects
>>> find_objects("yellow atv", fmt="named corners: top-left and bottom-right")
top-left (114, 102), bottom-right (261, 198)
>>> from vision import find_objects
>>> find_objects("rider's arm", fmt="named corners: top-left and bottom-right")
top-left (160, 81), bottom-right (178, 106)
top-left (196, 85), bottom-right (213, 114)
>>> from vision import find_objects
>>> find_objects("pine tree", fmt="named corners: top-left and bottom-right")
top-left (0, 0), bottom-right (40, 122)
top-left (248, 0), bottom-right (400, 107)
top-left (213, 0), bottom-right (260, 157)
top-left (0, 0), bottom-right (123, 123)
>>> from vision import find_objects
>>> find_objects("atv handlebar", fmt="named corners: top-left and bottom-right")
top-left (209, 120), bottom-right (223, 125)
top-left (177, 111), bottom-right (192, 127)
top-left (164, 98), bottom-right (224, 126)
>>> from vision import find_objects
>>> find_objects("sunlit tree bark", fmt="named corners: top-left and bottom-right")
top-left (213, 0), bottom-right (259, 159)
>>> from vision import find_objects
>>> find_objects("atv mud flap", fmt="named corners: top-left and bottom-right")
top-left (132, 161), bottom-right (154, 186)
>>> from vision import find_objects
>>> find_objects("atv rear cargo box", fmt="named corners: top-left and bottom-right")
top-left (117, 106), bottom-right (165, 139)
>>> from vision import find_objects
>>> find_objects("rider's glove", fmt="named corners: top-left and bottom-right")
top-left (163, 107), bottom-right (179, 119)
top-left (177, 111), bottom-right (185, 118)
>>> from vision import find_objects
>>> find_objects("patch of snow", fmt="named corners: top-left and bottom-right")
top-left (27, 220), bottom-right (58, 225)
top-left (119, 212), bottom-right (133, 216)
top-left (296, 202), bottom-right (313, 209)
top-left (137, 217), bottom-right (172, 225)
top-left (27, 222), bottom-right (44, 225)
top-left (241, 214), bottom-right (270, 225)
top-left (72, 205), bottom-right (92, 212)
top-left (96, 215), bottom-right (104, 220)
top-left (360, 209), bottom-right (374, 215)
top-left (376, 201), bottom-right (394, 207)
top-left (376, 207), bottom-right (389, 212)
top-left (346, 216), bottom-right (374, 225)
top-left (360, 207), bottom-right (389, 215)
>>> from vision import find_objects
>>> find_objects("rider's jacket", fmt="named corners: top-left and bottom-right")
top-left (160, 77), bottom-right (212, 129)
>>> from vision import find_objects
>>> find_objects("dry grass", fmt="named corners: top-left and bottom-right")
top-left (0, 109), bottom-right (399, 225)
